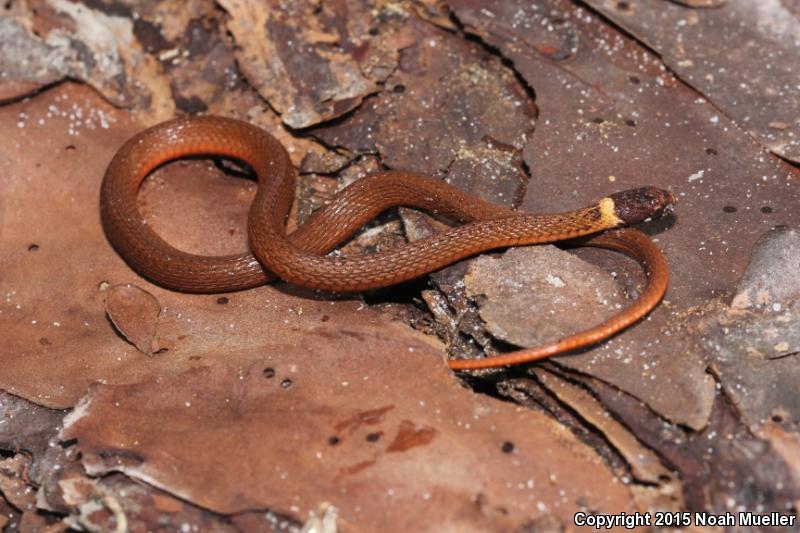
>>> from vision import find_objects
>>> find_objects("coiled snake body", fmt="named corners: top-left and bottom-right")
top-left (100, 116), bottom-right (674, 370)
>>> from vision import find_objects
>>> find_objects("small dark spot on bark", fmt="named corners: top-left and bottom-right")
top-left (761, 206), bottom-right (773, 214)
top-left (28, 243), bottom-right (39, 251)
top-left (628, 75), bottom-right (640, 84)
top-left (393, 84), bottom-right (406, 93)
top-left (321, 315), bottom-right (330, 322)
top-left (723, 205), bottom-right (737, 213)
top-left (592, 117), bottom-right (604, 124)
top-left (706, 147), bottom-right (718, 155)
top-left (263, 367), bottom-right (275, 378)
top-left (217, 296), bottom-right (229, 305)
top-left (69, 38), bottom-right (96, 69)
top-left (80, 0), bottom-right (130, 17)
top-left (616, 1), bottom-right (630, 10)
top-left (328, 436), bottom-right (340, 445)
top-left (153, 347), bottom-right (169, 354)
top-left (625, 119), bottom-right (636, 127)
top-left (186, 19), bottom-right (214, 57)
top-left (281, 378), bottom-right (293, 389)
top-left (39, 337), bottom-right (50, 346)
top-left (501, 441), bottom-right (514, 453)
top-left (366, 432), bottom-right (382, 442)
top-left (133, 18), bottom-right (170, 54)
top-left (174, 95), bottom-right (208, 114)
top-left (65, 145), bottom-right (76, 151)
top-left (771, 414), bottom-right (783, 423)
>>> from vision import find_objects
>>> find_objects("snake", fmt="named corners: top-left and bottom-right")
top-left (100, 116), bottom-right (674, 370)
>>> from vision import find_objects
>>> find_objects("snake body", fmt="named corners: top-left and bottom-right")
top-left (100, 116), bottom-right (674, 370)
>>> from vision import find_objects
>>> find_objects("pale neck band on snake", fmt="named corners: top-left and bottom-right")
top-left (100, 116), bottom-right (675, 371)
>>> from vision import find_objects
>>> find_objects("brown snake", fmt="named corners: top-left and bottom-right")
top-left (100, 116), bottom-right (674, 370)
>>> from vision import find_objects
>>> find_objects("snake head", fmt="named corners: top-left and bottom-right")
top-left (609, 187), bottom-right (676, 224)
